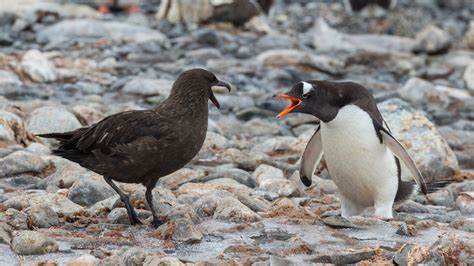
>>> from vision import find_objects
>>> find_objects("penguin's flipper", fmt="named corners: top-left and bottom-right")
top-left (380, 129), bottom-right (428, 194)
top-left (300, 125), bottom-right (323, 187)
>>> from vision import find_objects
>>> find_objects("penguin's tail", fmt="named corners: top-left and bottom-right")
top-left (424, 180), bottom-right (452, 194)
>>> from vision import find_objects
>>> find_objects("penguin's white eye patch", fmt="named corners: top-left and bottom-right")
top-left (301, 81), bottom-right (313, 98)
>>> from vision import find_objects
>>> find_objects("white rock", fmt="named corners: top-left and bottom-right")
top-left (378, 98), bottom-right (459, 181)
top-left (21, 49), bottom-right (57, 82)
top-left (122, 77), bottom-right (173, 96)
top-left (66, 254), bottom-right (99, 266)
top-left (253, 164), bottom-right (284, 184)
top-left (463, 61), bottom-right (474, 91)
top-left (0, 70), bottom-right (22, 95)
top-left (27, 106), bottom-right (81, 135)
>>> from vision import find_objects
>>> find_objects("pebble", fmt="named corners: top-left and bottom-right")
top-left (25, 205), bottom-right (59, 228)
top-left (122, 77), bottom-right (173, 97)
top-left (67, 178), bottom-right (116, 207)
top-left (11, 231), bottom-right (58, 256)
top-left (413, 25), bottom-right (451, 54)
top-left (156, 218), bottom-right (202, 243)
top-left (65, 254), bottom-right (99, 266)
top-left (463, 61), bottom-right (474, 90)
top-left (28, 106), bottom-right (81, 135)
top-left (0, 150), bottom-right (48, 177)
top-left (21, 49), bottom-right (57, 82)
top-left (0, 70), bottom-right (23, 95)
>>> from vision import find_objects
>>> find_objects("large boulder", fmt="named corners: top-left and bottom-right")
top-left (378, 98), bottom-right (459, 181)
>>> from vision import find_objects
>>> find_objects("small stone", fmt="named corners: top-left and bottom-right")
top-left (0, 222), bottom-right (12, 244)
top-left (253, 164), bottom-right (284, 184)
top-left (0, 70), bottom-right (22, 95)
top-left (28, 106), bottom-right (81, 135)
top-left (0, 150), bottom-right (48, 177)
top-left (25, 142), bottom-right (51, 155)
top-left (203, 131), bottom-right (229, 150)
top-left (308, 248), bottom-right (377, 264)
top-left (193, 29), bottom-right (219, 46)
top-left (322, 216), bottom-right (359, 229)
top-left (450, 218), bottom-right (474, 232)
top-left (11, 231), bottom-right (59, 255)
top-left (21, 49), bottom-right (57, 82)
top-left (456, 192), bottom-right (474, 215)
top-left (25, 205), bottom-right (60, 229)
top-left (258, 178), bottom-right (299, 200)
top-left (107, 208), bottom-right (151, 225)
top-left (66, 254), bottom-right (99, 266)
top-left (156, 218), bottom-right (202, 243)
top-left (213, 196), bottom-right (262, 223)
top-left (463, 21), bottom-right (474, 50)
top-left (143, 256), bottom-right (184, 266)
top-left (463, 61), bottom-right (474, 90)
top-left (4, 208), bottom-right (28, 230)
top-left (68, 179), bottom-right (116, 207)
top-left (393, 244), bottom-right (429, 265)
top-left (413, 25), bottom-right (451, 54)
top-left (396, 222), bottom-right (418, 236)
top-left (122, 77), bottom-right (173, 97)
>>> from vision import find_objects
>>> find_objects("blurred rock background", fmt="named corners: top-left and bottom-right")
top-left (0, 0), bottom-right (473, 265)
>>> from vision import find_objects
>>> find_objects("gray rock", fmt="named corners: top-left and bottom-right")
top-left (11, 231), bottom-right (58, 255)
top-left (37, 19), bottom-right (168, 46)
top-left (378, 98), bottom-right (459, 181)
top-left (456, 192), bottom-right (474, 215)
top-left (256, 49), bottom-right (345, 75)
top-left (463, 61), bottom-right (474, 90)
top-left (40, 157), bottom-right (93, 189)
top-left (0, 110), bottom-right (24, 142)
top-left (202, 131), bottom-right (229, 150)
top-left (2, 192), bottom-right (84, 218)
top-left (122, 77), bottom-right (173, 97)
top-left (89, 195), bottom-right (121, 216)
top-left (397, 77), bottom-right (470, 108)
top-left (395, 222), bottom-right (417, 236)
top-left (253, 164), bottom-right (284, 184)
top-left (25, 205), bottom-right (59, 228)
top-left (0, 222), bottom-right (13, 244)
top-left (28, 106), bottom-right (81, 135)
top-left (413, 25), bottom-right (451, 54)
top-left (0, 150), bottom-right (48, 177)
top-left (68, 178), bottom-right (116, 207)
top-left (107, 208), bottom-right (151, 225)
top-left (450, 217), bottom-right (474, 232)
top-left (395, 200), bottom-right (432, 213)
top-left (428, 233), bottom-right (473, 265)
top-left (197, 167), bottom-right (257, 188)
top-left (65, 254), bottom-right (99, 266)
top-left (426, 189), bottom-right (455, 207)
top-left (256, 34), bottom-right (293, 50)
top-left (308, 248), bottom-right (377, 264)
top-left (25, 142), bottom-right (51, 156)
top-left (322, 216), bottom-right (359, 229)
top-left (244, 118), bottom-right (283, 136)
top-left (20, 49), bottom-right (57, 82)
top-left (156, 218), bottom-right (202, 243)
top-left (0, 70), bottom-right (22, 95)
top-left (185, 48), bottom-right (222, 62)
top-left (4, 208), bottom-right (28, 230)
top-left (311, 18), bottom-right (416, 54)
top-left (163, 204), bottom-right (200, 224)
top-left (193, 28), bottom-right (220, 46)
top-left (258, 178), bottom-right (299, 200)
top-left (143, 256), bottom-right (184, 266)
top-left (193, 192), bottom-right (261, 223)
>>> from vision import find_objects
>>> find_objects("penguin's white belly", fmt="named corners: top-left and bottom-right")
top-left (320, 105), bottom-right (398, 206)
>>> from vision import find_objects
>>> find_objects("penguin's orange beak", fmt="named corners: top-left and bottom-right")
top-left (274, 94), bottom-right (302, 118)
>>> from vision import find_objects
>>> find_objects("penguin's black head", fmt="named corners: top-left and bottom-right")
top-left (274, 81), bottom-right (372, 122)
top-left (171, 68), bottom-right (231, 108)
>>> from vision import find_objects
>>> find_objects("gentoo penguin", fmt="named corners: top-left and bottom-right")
top-left (275, 81), bottom-right (427, 219)
top-left (38, 69), bottom-right (231, 226)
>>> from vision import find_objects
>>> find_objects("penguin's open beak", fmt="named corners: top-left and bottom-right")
top-left (274, 94), bottom-right (302, 118)
top-left (210, 80), bottom-right (231, 109)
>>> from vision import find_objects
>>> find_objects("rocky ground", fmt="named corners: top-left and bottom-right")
top-left (0, 0), bottom-right (473, 265)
